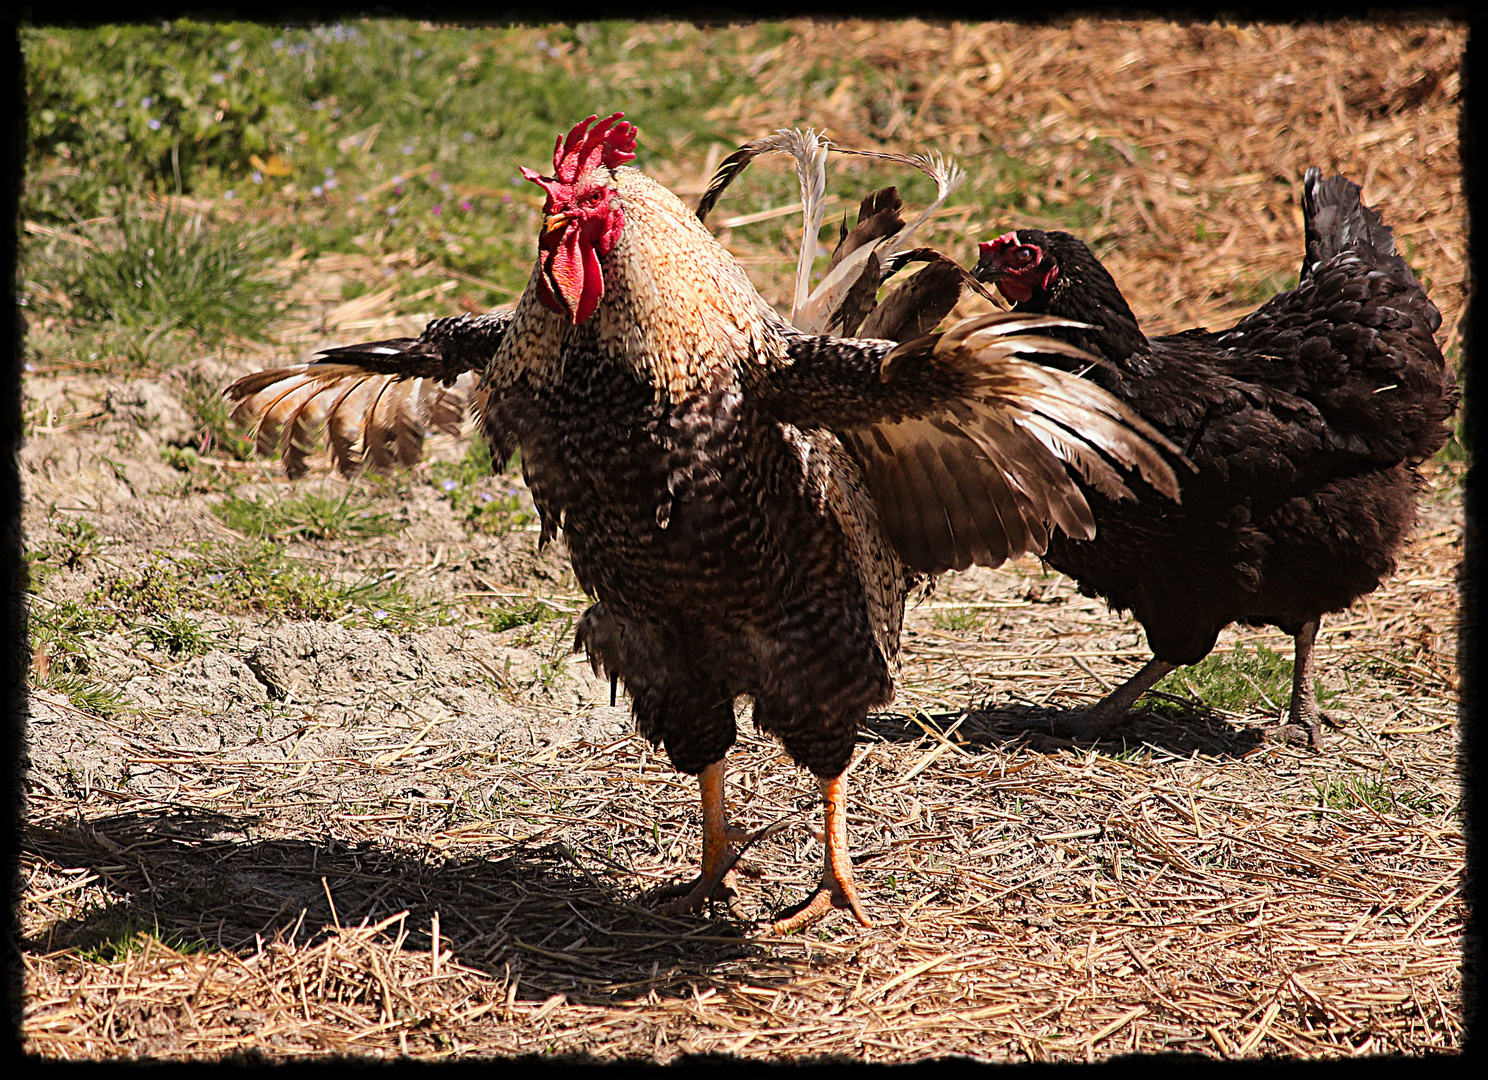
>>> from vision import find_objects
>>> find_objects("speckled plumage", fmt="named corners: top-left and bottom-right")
top-left (227, 118), bottom-right (1184, 925)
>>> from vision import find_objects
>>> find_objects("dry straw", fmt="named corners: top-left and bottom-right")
top-left (22, 17), bottom-right (1464, 1063)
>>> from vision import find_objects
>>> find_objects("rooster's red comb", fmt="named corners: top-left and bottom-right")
top-left (550, 113), bottom-right (638, 186)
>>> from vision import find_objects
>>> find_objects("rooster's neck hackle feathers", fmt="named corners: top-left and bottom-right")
top-left (494, 165), bottom-right (793, 401)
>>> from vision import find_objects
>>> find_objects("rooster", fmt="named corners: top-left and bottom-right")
top-left (227, 114), bottom-right (1182, 932)
top-left (972, 168), bottom-right (1457, 747)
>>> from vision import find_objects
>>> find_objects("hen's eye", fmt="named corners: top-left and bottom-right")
top-left (1014, 246), bottom-right (1035, 265)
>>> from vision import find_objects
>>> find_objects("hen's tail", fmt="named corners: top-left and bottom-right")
top-left (1293, 168), bottom-right (1456, 462)
top-left (223, 311), bottom-right (512, 478)
top-left (1300, 168), bottom-right (1432, 312)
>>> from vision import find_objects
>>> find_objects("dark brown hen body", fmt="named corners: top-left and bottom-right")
top-left (973, 168), bottom-right (1457, 745)
top-left (227, 115), bottom-right (1183, 931)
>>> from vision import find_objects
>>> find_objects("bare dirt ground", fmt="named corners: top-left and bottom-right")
top-left (18, 18), bottom-right (1467, 1063)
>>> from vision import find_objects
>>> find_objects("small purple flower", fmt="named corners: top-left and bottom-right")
top-left (461, 132), bottom-right (474, 143)
top-left (373, 609), bottom-right (388, 621)
top-left (442, 480), bottom-right (458, 492)
top-left (147, 118), bottom-right (162, 131)
top-left (140, 96), bottom-right (153, 108)
top-left (392, 185), bottom-right (403, 196)
top-left (355, 193), bottom-right (368, 204)
top-left (224, 189), bottom-right (235, 200)
top-left (431, 204), bottom-right (441, 215)
top-left (114, 98), bottom-right (125, 109)
top-left (251, 170), bottom-right (263, 184)
top-left (210, 72), bottom-right (226, 85)
top-left (324, 178), bottom-right (338, 191)
top-left (459, 200), bottom-right (472, 212)
top-left (324, 166), bottom-right (336, 177)
top-left (311, 185), bottom-right (324, 197)
top-left (386, 206), bottom-right (396, 216)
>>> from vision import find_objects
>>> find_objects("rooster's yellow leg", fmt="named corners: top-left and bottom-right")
top-left (769, 773), bottom-right (872, 934)
top-left (658, 758), bottom-right (749, 915)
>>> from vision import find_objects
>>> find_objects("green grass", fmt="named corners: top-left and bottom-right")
top-left (38, 673), bottom-right (131, 719)
top-left (1310, 772), bottom-right (1439, 816)
top-left (84, 541), bottom-right (439, 630)
top-left (931, 606), bottom-right (984, 633)
top-left (134, 612), bottom-right (213, 657)
top-left (73, 912), bottom-right (209, 965)
top-left (429, 440), bottom-right (536, 534)
top-left (28, 598), bottom-right (114, 676)
top-left (1148, 644), bottom-right (1332, 715)
top-left (24, 202), bottom-right (291, 374)
top-left (21, 20), bottom-right (790, 300)
top-left (487, 599), bottom-right (561, 633)
top-left (212, 489), bottom-right (404, 542)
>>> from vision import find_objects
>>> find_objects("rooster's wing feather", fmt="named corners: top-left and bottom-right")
top-left (222, 311), bottom-right (512, 478)
top-left (763, 311), bottom-right (1188, 576)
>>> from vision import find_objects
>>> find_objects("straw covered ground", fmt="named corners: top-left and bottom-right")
top-left (18, 17), bottom-right (1467, 1063)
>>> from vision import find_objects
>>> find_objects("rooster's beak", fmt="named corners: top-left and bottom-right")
top-left (543, 211), bottom-right (576, 238)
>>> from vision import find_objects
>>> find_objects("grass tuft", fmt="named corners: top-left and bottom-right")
top-left (212, 490), bottom-right (404, 542)
top-left (34, 206), bottom-right (287, 360)
top-left (1148, 644), bottom-right (1332, 715)
top-left (134, 613), bottom-right (214, 657)
top-left (85, 542), bottom-right (440, 630)
top-left (39, 673), bottom-right (131, 718)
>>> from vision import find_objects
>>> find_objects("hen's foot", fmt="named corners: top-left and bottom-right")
top-left (1271, 710), bottom-right (1346, 750)
top-left (1046, 657), bottom-right (1177, 742)
top-left (654, 761), bottom-right (754, 918)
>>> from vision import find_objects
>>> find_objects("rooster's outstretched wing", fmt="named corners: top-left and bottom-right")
top-left (764, 311), bottom-right (1188, 575)
top-left (223, 311), bottom-right (513, 478)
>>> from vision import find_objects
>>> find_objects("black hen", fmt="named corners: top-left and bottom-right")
top-left (973, 167), bottom-right (1457, 747)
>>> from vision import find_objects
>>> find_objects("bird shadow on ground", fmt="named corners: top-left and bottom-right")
top-left (860, 700), bottom-right (1269, 759)
top-left (20, 812), bottom-right (809, 1005)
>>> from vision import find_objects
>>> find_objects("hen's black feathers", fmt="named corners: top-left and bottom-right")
top-left (972, 168), bottom-right (1457, 740)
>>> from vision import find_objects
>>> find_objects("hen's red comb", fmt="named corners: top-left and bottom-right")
top-left (977, 232), bottom-right (1019, 260)
top-left (551, 113), bottom-right (638, 185)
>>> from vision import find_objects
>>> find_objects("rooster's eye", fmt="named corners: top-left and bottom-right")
top-left (1014, 246), bottom-right (1036, 266)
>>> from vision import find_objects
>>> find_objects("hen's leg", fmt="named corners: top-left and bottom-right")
top-left (1277, 618), bottom-right (1344, 749)
top-left (1052, 656), bottom-right (1175, 740)
top-left (769, 773), bottom-right (872, 934)
top-left (657, 758), bottom-right (750, 916)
